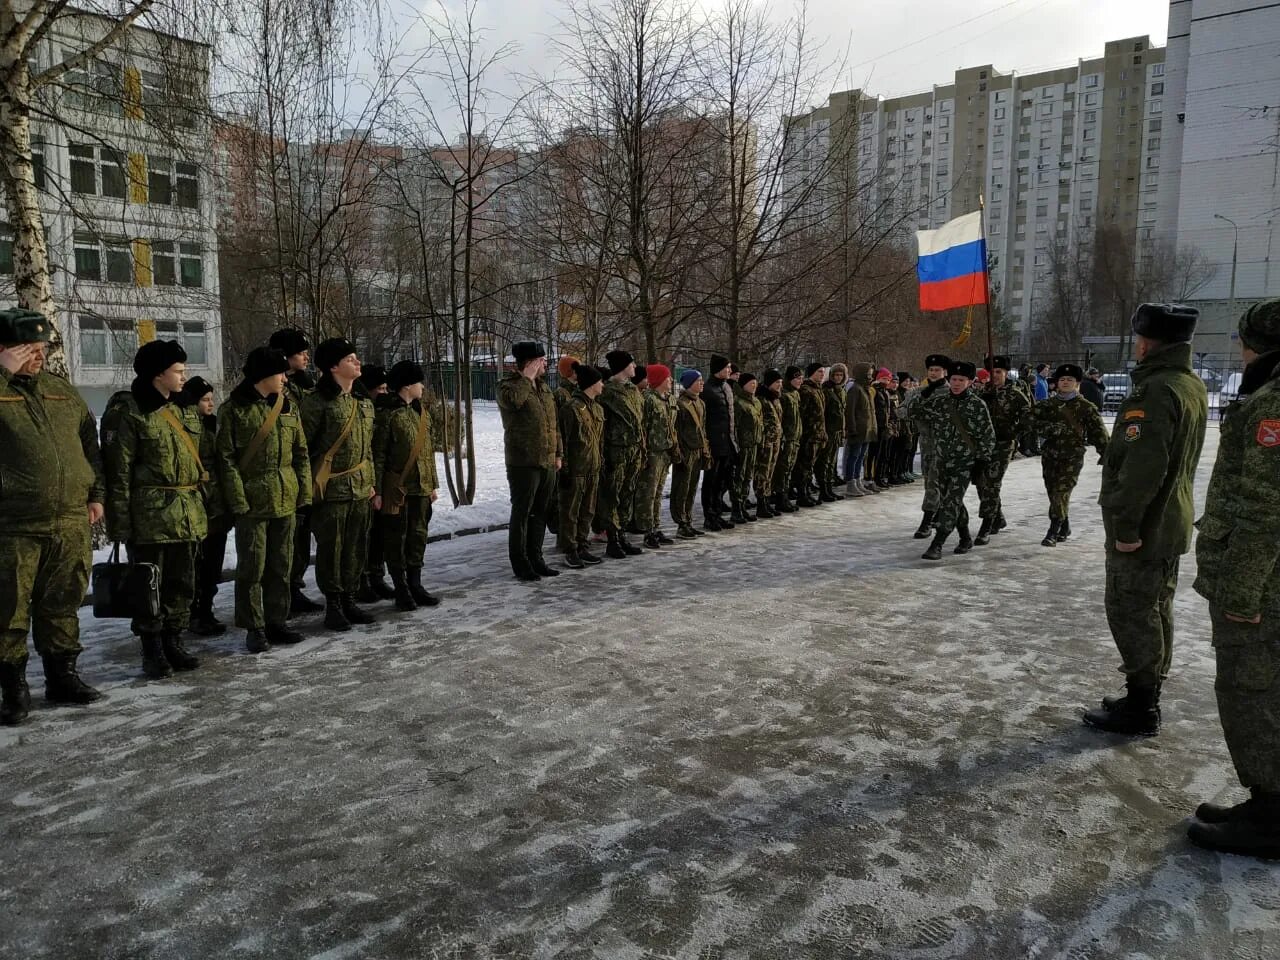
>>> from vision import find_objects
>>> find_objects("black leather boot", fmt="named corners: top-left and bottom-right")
top-left (1056, 517), bottom-right (1072, 542)
top-left (913, 511), bottom-right (935, 539)
top-left (1082, 684), bottom-right (1161, 736)
top-left (577, 543), bottom-right (604, 564)
top-left (922, 530), bottom-right (947, 561)
top-left (954, 525), bottom-right (974, 554)
top-left (161, 631), bottom-right (200, 671)
top-left (677, 524), bottom-right (699, 540)
top-left (0, 660), bottom-right (31, 726)
top-left (245, 628), bottom-right (271, 654)
top-left (189, 601), bottom-right (227, 637)
top-left (324, 594), bottom-right (352, 632)
top-left (265, 623), bottom-right (305, 645)
top-left (1188, 790), bottom-right (1280, 860)
top-left (643, 531), bottom-right (662, 549)
top-left (341, 595), bottom-right (375, 625)
top-left (996, 510), bottom-right (1008, 531)
top-left (563, 549), bottom-right (585, 569)
top-left (655, 528), bottom-right (675, 544)
top-left (43, 654), bottom-right (103, 703)
top-left (389, 568), bottom-right (418, 611)
top-left (355, 574), bottom-right (380, 604)
top-left (974, 517), bottom-right (993, 546)
top-left (828, 483), bottom-right (844, 501)
top-left (606, 530), bottom-right (628, 559)
top-left (1041, 520), bottom-right (1062, 547)
top-left (140, 633), bottom-right (173, 679)
top-left (619, 532), bottom-right (644, 556)
top-left (730, 507), bottom-right (748, 525)
top-left (531, 555), bottom-right (561, 577)
top-left (1196, 789), bottom-right (1262, 825)
top-left (407, 568), bottom-right (441, 604)
top-left (290, 588), bottom-right (324, 615)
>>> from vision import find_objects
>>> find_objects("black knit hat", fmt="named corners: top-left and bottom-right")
top-left (358, 364), bottom-right (387, 392)
top-left (606, 350), bottom-right (634, 375)
top-left (709, 354), bottom-right (730, 375)
top-left (1131, 303), bottom-right (1198, 343)
top-left (739, 372), bottom-right (758, 387)
top-left (268, 327), bottom-right (310, 357)
top-left (926, 354), bottom-right (950, 369)
top-left (1054, 363), bottom-right (1084, 382)
top-left (387, 359), bottom-right (425, 391)
top-left (896, 371), bottom-right (912, 382)
top-left (242, 346), bottom-right (291, 383)
top-left (948, 360), bottom-right (977, 379)
top-left (512, 341), bottom-right (545, 364)
top-left (632, 363), bottom-right (648, 384)
top-left (763, 368), bottom-right (783, 387)
top-left (181, 376), bottom-right (214, 403)
top-left (805, 361), bottom-right (825, 377)
top-left (785, 365), bottom-right (803, 381)
top-left (574, 362), bottom-right (602, 390)
top-left (134, 339), bottom-right (187, 379)
top-left (315, 337), bottom-right (357, 372)
top-left (988, 354), bottom-right (1012, 371)
top-left (1238, 299), bottom-right (1280, 353)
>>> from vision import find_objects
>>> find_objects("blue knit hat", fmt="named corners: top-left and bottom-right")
top-left (680, 369), bottom-right (703, 390)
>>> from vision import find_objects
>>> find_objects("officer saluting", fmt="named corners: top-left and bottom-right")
top-left (0, 309), bottom-right (105, 724)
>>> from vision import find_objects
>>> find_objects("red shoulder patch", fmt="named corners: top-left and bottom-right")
top-left (1257, 420), bottom-right (1280, 447)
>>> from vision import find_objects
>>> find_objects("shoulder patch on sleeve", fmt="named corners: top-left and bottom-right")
top-left (1257, 419), bottom-right (1280, 447)
top-left (1123, 409), bottom-right (1146, 420)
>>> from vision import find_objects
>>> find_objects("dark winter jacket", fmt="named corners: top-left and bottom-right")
top-left (217, 380), bottom-right (311, 520)
top-left (702, 376), bottom-right (737, 457)
top-left (497, 372), bottom-right (561, 470)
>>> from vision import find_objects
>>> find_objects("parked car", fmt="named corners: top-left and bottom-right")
top-left (1101, 373), bottom-right (1129, 409)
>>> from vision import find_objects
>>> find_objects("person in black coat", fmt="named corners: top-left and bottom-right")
top-left (700, 353), bottom-right (738, 526)
top-left (1081, 367), bottom-right (1105, 409)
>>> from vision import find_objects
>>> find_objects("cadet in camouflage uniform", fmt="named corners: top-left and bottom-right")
top-left (625, 363), bottom-right (651, 534)
top-left (373, 360), bottom-right (442, 611)
top-left (498, 341), bottom-right (562, 582)
top-left (732, 373), bottom-right (764, 523)
top-left (106, 339), bottom-right (207, 678)
top-left (1084, 304), bottom-right (1207, 737)
top-left (671, 370), bottom-right (711, 538)
top-left (356, 365), bottom-right (395, 605)
top-left (772, 366), bottom-right (804, 513)
top-left (1033, 363), bottom-right (1109, 546)
top-left (1187, 299), bottom-right (1280, 859)
top-left (636, 364), bottom-right (678, 548)
top-left (903, 354), bottom-right (951, 537)
top-left (548, 355), bottom-right (579, 537)
top-left (974, 355), bottom-right (1030, 544)
top-left (821, 364), bottom-right (848, 499)
top-left (270, 328), bottom-right (323, 615)
top-left (216, 347), bottom-right (310, 653)
top-left (792, 363), bottom-right (828, 507)
top-left (0, 309), bottom-right (105, 724)
top-left (179, 376), bottom-right (230, 638)
top-left (596, 350), bottom-right (647, 557)
top-left (918, 360), bottom-right (996, 561)
top-left (755, 370), bottom-right (784, 518)
top-left (301, 338), bottom-right (379, 631)
top-left (557, 363), bottom-right (605, 568)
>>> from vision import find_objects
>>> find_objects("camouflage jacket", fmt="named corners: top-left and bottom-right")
top-left (497, 372), bottom-right (560, 469)
top-left (0, 368), bottom-right (104, 536)
top-left (1099, 341), bottom-right (1207, 555)
top-left (779, 386), bottom-right (803, 442)
top-left (759, 392), bottom-right (783, 446)
top-left (798, 379), bottom-right (827, 445)
top-left (283, 369), bottom-right (315, 413)
top-left (981, 381), bottom-right (1032, 445)
top-left (105, 379), bottom-right (208, 544)
top-left (301, 375), bottom-right (377, 503)
top-left (919, 388), bottom-right (997, 466)
top-left (1193, 351), bottom-right (1280, 617)
top-left (553, 382), bottom-right (576, 411)
top-left (558, 388), bottom-right (605, 478)
top-left (216, 380), bottom-right (311, 520)
top-left (895, 387), bottom-right (917, 439)
top-left (846, 365), bottom-right (876, 443)
top-left (1034, 394), bottom-right (1109, 459)
top-left (734, 387), bottom-right (764, 450)
top-left (822, 381), bottom-right (847, 443)
top-left (642, 389), bottom-right (677, 455)
top-left (599, 378), bottom-right (647, 455)
top-left (675, 392), bottom-right (711, 466)
top-left (373, 394), bottom-right (438, 500)
top-left (903, 378), bottom-right (946, 441)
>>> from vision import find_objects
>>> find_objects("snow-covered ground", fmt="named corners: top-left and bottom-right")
top-left (9, 422), bottom-right (1279, 958)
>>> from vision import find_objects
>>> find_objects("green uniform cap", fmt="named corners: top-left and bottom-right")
top-left (0, 308), bottom-right (52, 344)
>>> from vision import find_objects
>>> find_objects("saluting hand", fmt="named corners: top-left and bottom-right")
top-left (0, 343), bottom-right (35, 375)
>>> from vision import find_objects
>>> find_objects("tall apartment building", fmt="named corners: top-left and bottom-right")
top-left (783, 36), bottom-right (1168, 351)
top-left (0, 15), bottom-right (221, 414)
top-left (1158, 0), bottom-right (1280, 354)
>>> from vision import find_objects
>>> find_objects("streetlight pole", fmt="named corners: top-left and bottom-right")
top-left (1214, 213), bottom-right (1239, 320)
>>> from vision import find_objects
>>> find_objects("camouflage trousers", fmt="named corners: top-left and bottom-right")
top-left (919, 440), bottom-right (941, 513)
top-left (313, 498), bottom-right (372, 595)
top-left (773, 439), bottom-right (799, 499)
top-left (130, 540), bottom-right (198, 635)
top-left (975, 443), bottom-right (1016, 520)
top-left (792, 438), bottom-right (823, 494)
top-left (0, 524), bottom-right (91, 666)
top-left (380, 496), bottom-right (432, 571)
top-left (1210, 606), bottom-right (1280, 792)
top-left (734, 443), bottom-right (758, 508)
top-left (234, 514), bottom-right (296, 629)
top-left (819, 435), bottom-right (844, 486)
top-left (290, 505), bottom-right (313, 590)
top-left (1041, 452), bottom-right (1084, 520)
top-left (596, 446), bottom-right (643, 532)
top-left (366, 515), bottom-right (385, 579)
top-left (557, 473), bottom-right (599, 553)
top-left (1104, 550), bottom-right (1179, 690)
top-left (933, 458), bottom-right (977, 538)
top-left (635, 450), bottom-right (672, 531)
top-left (669, 459), bottom-right (703, 527)
top-left (755, 440), bottom-right (780, 501)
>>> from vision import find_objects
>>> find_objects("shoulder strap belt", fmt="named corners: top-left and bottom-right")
top-left (239, 392), bottom-right (285, 472)
top-left (158, 406), bottom-right (210, 483)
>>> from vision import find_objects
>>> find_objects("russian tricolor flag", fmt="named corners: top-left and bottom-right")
top-left (916, 211), bottom-right (989, 312)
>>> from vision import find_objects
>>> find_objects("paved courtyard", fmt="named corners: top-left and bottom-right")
top-left (2, 426), bottom-right (1277, 959)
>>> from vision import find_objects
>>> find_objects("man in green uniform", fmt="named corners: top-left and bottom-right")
top-left (792, 363), bottom-right (827, 507)
top-left (1187, 299), bottom-right (1280, 858)
top-left (670, 369), bottom-right (711, 539)
top-left (373, 360), bottom-right (442, 610)
top-left (755, 369), bottom-right (783, 518)
top-left (1084, 304), bottom-right (1207, 736)
top-left (918, 360), bottom-right (996, 561)
top-left (356, 365), bottom-right (395, 604)
top-left (301, 338), bottom-right (378, 630)
top-left (596, 350), bottom-right (647, 556)
top-left (106, 339), bottom-right (207, 678)
top-left (636, 364), bottom-right (677, 548)
top-left (903, 354), bottom-right (950, 537)
top-left (821, 363), bottom-right (848, 500)
top-left (0, 308), bottom-right (104, 724)
top-left (498, 341), bottom-right (562, 581)
top-left (733, 372), bottom-right (764, 523)
top-left (216, 347), bottom-right (311, 652)
top-left (557, 363), bottom-right (605, 568)
top-left (625, 363), bottom-right (651, 535)
top-left (772, 366), bottom-right (804, 513)
top-left (548, 355), bottom-right (579, 537)
top-left (269, 327), bottom-right (323, 615)
top-left (181, 376), bottom-right (229, 638)
top-left (1033, 363), bottom-right (1109, 547)
top-left (974, 355), bottom-right (1030, 544)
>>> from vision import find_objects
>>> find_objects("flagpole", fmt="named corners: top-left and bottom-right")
top-left (978, 193), bottom-right (996, 362)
